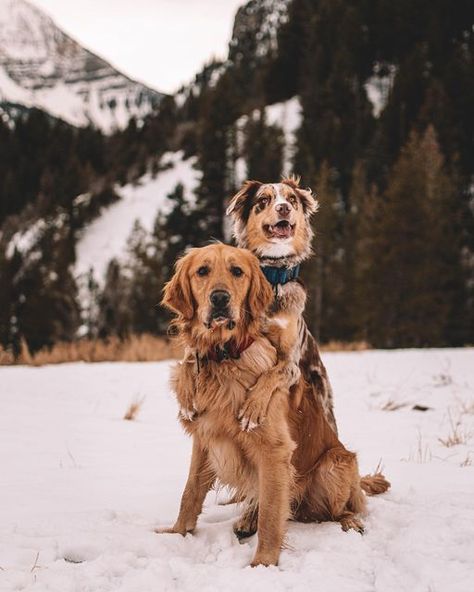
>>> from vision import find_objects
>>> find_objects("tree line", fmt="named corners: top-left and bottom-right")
top-left (0, 0), bottom-right (473, 353)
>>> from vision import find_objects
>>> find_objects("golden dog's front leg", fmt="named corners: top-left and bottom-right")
top-left (156, 437), bottom-right (214, 536)
top-left (239, 361), bottom-right (300, 431)
top-left (171, 352), bottom-right (198, 421)
top-left (251, 435), bottom-right (294, 567)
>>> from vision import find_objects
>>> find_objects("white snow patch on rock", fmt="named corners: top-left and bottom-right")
top-left (365, 64), bottom-right (397, 118)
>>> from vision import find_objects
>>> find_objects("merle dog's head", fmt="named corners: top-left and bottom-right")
top-left (227, 177), bottom-right (318, 264)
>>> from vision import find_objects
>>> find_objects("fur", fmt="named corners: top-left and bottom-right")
top-left (227, 176), bottom-right (338, 433)
top-left (157, 244), bottom-right (390, 567)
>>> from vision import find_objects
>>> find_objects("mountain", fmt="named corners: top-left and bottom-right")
top-left (1, 0), bottom-right (473, 354)
top-left (230, 0), bottom-right (290, 63)
top-left (0, 0), bottom-right (164, 132)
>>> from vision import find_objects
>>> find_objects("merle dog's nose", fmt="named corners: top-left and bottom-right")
top-left (210, 290), bottom-right (230, 308)
top-left (275, 202), bottom-right (291, 217)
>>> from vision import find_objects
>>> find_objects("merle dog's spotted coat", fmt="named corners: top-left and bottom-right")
top-left (227, 176), bottom-right (338, 434)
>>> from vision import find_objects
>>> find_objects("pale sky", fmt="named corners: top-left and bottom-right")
top-left (34, 0), bottom-right (244, 94)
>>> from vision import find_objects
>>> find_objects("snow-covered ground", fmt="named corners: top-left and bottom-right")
top-left (1, 348), bottom-right (473, 591)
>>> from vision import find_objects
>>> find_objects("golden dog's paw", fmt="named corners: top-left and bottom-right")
top-left (238, 396), bottom-right (267, 431)
top-left (250, 550), bottom-right (280, 567)
top-left (154, 524), bottom-right (190, 536)
top-left (340, 515), bottom-right (365, 535)
top-left (233, 509), bottom-right (258, 540)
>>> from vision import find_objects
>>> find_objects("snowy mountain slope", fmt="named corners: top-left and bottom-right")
top-left (1, 348), bottom-right (473, 591)
top-left (0, 0), bottom-right (163, 132)
top-left (74, 151), bottom-right (200, 284)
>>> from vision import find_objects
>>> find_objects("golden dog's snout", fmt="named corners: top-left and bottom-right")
top-left (209, 290), bottom-right (231, 308)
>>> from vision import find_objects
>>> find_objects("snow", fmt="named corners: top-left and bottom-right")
top-left (0, 0), bottom-right (162, 132)
top-left (265, 97), bottom-right (302, 173)
top-left (364, 64), bottom-right (397, 118)
top-left (1, 348), bottom-right (473, 591)
top-left (5, 218), bottom-right (46, 259)
top-left (74, 151), bottom-right (201, 284)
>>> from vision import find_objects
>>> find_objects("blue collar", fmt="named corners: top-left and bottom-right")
top-left (260, 264), bottom-right (300, 286)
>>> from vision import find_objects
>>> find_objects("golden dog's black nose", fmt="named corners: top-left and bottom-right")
top-left (210, 290), bottom-right (230, 308)
top-left (275, 202), bottom-right (291, 217)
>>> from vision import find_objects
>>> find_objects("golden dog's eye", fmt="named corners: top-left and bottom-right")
top-left (197, 266), bottom-right (209, 277)
top-left (231, 266), bottom-right (243, 277)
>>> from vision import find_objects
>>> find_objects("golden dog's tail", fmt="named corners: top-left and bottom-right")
top-left (360, 472), bottom-right (391, 495)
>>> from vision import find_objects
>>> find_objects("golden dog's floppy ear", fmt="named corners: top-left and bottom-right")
top-left (162, 252), bottom-right (194, 320)
top-left (246, 252), bottom-right (274, 318)
top-left (226, 180), bottom-right (262, 222)
top-left (282, 175), bottom-right (319, 216)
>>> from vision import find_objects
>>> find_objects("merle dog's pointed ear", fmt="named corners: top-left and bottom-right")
top-left (226, 180), bottom-right (262, 222)
top-left (282, 176), bottom-right (318, 216)
top-left (296, 187), bottom-right (319, 215)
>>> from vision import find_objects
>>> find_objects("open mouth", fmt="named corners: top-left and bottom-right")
top-left (207, 310), bottom-right (235, 329)
top-left (263, 220), bottom-right (295, 239)
top-left (211, 314), bottom-right (228, 325)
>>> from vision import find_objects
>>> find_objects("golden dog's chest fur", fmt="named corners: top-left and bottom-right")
top-left (171, 338), bottom-right (289, 497)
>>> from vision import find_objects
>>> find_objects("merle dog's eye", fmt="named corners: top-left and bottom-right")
top-left (231, 266), bottom-right (243, 277)
top-left (197, 266), bottom-right (209, 277)
top-left (289, 195), bottom-right (297, 205)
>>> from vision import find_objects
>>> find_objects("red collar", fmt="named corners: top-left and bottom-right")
top-left (205, 336), bottom-right (255, 363)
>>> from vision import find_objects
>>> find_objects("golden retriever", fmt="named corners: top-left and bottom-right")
top-left (157, 243), bottom-right (389, 567)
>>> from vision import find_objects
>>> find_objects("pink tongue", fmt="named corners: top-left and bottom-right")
top-left (273, 224), bottom-right (291, 238)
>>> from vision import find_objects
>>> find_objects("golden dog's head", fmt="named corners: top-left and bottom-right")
top-left (227, 176), bottom-right (318, 263)
top-left (162, 244), bottom-right (273, 347)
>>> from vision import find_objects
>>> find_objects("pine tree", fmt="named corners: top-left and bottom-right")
top-left (13, 224), bottom-right (80, 353)
top-left (110, 184), bottom-right (199, 337)
top-left (360, 126), bottom-right (466, 347)
top-left (98, 259), bottom-right (132, 339)
top-left (244, 109), bottom-right (284, 181)
top-left (304, 162), bottom-right (345, 342)
top-left (194, 74), bottom-right (241, 242)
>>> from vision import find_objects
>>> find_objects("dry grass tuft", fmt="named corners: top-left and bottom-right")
top-left (123, 396), bottom-right (145, 421)
top-left (381, 399), bottom-right (409, 411)
top-left (321, 341), bottom-right (370, 352)
top-left (0, 337), bottom-right (373, 367)
top-left (458, 399), bottom-right (474, 416)
top-left (0, 346), bottom-right (14, 365)
top-left (403, 429), bottom-right (432, 463)
top-left (438, 410), bottom-right (472, 448)
top-left (0, 334), bottom-right (183, 367)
